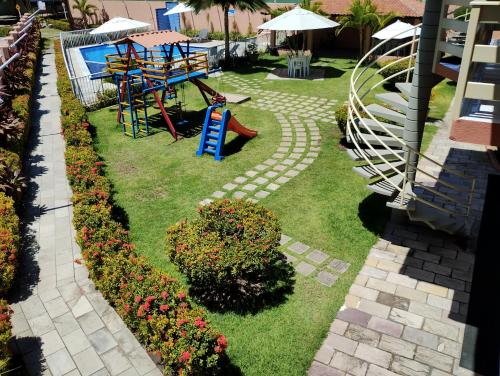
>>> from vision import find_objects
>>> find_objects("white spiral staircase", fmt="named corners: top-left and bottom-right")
top-left (346, 24), bottom-right (476, 235)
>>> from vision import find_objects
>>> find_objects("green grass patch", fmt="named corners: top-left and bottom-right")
top-left (89, 55), bottom-right (450, 375)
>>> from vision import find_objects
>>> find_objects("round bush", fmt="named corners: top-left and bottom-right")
top-left (166, 200), bottom-right (292, 309)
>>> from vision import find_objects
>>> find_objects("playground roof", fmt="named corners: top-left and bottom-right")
top-left (114, 30), bottom-right (191, 48)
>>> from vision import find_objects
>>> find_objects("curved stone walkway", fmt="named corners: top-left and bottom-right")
top-left (9, 44), bottom-right (161, 376)
top-left (199, 75), bottom-right (351, 288)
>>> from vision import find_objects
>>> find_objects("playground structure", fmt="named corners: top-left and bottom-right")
top-left (197, 105), bottom-right (258, 160)
top-left (105, 30), bottom-right (257, 143)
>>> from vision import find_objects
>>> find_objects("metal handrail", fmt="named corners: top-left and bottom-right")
top-left (347, 22), bottom-right (475, 218)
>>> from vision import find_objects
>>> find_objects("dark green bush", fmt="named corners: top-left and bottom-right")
top-left (377, 59), bottom-right (415, 84)
top-left (166, 199), bottom-right (293, 310)
top-left (46, 18), bottom-right (71, 31)
top-left (335, 104), bottom-right (348, 137)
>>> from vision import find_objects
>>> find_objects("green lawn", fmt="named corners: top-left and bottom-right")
top-left (89, 54), bottom-right (454, 375)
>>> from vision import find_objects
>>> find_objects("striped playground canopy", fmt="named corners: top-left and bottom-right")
top-left (114, 30), bottom-right (191, 48)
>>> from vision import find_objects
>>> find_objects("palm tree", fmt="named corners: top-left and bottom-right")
top-left (336, 0), bottom-right (380, 57)
top-left (72, 0), bottom-right (97, 28)
top-left (62, 0), bottom-right (76, 29)
top-left (187, 0), bottom-right (269, 65)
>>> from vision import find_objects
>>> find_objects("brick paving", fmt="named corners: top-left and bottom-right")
top-left (9, 44), bottom-right (161, 376)
top-left (309, 110), bottom-right (497, 375)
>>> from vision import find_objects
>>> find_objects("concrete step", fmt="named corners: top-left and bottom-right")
top-left (356, 118), bottom-right (404, 137)
top-left (347, 148), bottom-right (404, 161)
top-left (375, 92), bottom-right (409, 113)
top-left (386, 185), bottom-right (416, 211)
top-left (396, 82), bottom-right (412, 97)
top-left (366, 103), bottom-right (406, 125)
top-left (353, 160), bottom-right (405, 180)
top-left (367, 174), bottom-right (404, 196)
top-left (407, 201), bottom-right (469, 235)
top-left (347, 132), bottom-right (403, 148)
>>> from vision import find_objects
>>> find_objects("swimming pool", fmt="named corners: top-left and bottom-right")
top-left (79, 43), bottom-right (206, 76)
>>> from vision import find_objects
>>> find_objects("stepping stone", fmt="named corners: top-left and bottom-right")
top-left (242, 184), bottom-right (257, 192)
top-left (255, 164), bottom-right (268, 171)
top-left (273, 165), bottom-right (287, 172)
top-left (234, 176), bottom-right (248, 184)
top-left (233, 191), bottom-right (247, 199)
top-left (295, 164), bottom-right (308, 171)
top-left (212, 191), bottom-right (225, 199)
top-left (296, 142), bottom-right (307, 147)
top-left (272, 153), bottom-right (285, 159)
top-left (266, 183), bottom-right (280, 191)
top-left (288, 242), bottom-right (310, 255)
top-left (284, 253), bottom-right (296, 264)
top-left (316, 271), bottom-right (338, 287)
top-left (282, 159), bottom-right (295, 166)
top-left (307, 250), bottom-right (329, 264)
top-left (254, 177), bottom-right (268, 185)
top-left (223, 183), bottom-right (237, 191)
top-left (199, 198), bottom-right (213, 206)
top-left (307, 152), bottom-right (319, 158)
top-left (328, 259), bottom-right (351, 274)
top-left (296, 262), bottom-right (316, 276)
top-left (265, 171), bottom-right (279, 178)
top-left (280, 234), bottom-right (292, 245)
top-left (264, 159), bottom-right (278, 166)
top-left (303, 158), bottom-right (315, 165)
top-left (255, 190), bottom-right (270, 199)
top-left (277, 147), bottom-right (289, 153)
top-left (311, 147), bottom-right (321, 152)
top-left (289, 153), bottom-right (302, 159)
top-left (285, 169), bottom-right (300, 178)
top-left (293, 148), bottom-right (305, 153)
top-left (276, 176), bottom-right (290, 184)
top-left (246, 170), bottom-right (258, 177)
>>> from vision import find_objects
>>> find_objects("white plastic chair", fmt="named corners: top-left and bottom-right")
top-left (291, 57), bottom-right (304, 78)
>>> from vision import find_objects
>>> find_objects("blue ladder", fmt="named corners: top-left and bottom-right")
top-left (196, 105), bottom-right (231, 161)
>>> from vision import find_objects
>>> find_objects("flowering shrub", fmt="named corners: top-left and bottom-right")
top-left (0, 300), bottom-right (12, 372)
top-left (0, 193), bottom-right (18, 296)
top-left (166, 200), bottom-right (293, 310)
top-left (54, 42), bottom-right (226, 374)
top-left (335, 104), bottom-right (348, 138)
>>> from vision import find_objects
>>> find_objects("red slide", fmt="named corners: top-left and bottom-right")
top-left (210, 112), bottom-right (258, 138)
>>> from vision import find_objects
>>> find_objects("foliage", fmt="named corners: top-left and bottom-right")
top-left (46, 18), bottom-right (72, 31)
top-left (0, 161), bottom-right (26, 201)
top-left (0, 27), bottom-right (11, 38)
top-left (335, 104), bottom-right (348, 137)
top-left (87, 88), bottom-right (117, 111)
top-left (54, 41), bottom-right (226, 375)
top-left (0, 300), bottom-right (12, 373)
top-left (166, 200), bottom-right (293, 311)
top-left (0, 193), bottom-right (19, 296)
top-left (186, 0), bottom-right (268, 64)
top-left (377, 58), bottom-right (414, 84)
top-left (453, 6), bottom-right (471, 20)
top-left (72, 0), bottom-right (97, 28)
top-left (336, 0), bottom-right (397, 56)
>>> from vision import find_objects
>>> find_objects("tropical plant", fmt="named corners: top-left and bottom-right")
top-left (187, 0), bottom-right (269, 65)
top-left (336, 0), bottom-right (396, 57)
top-left (0, 162), bottom-right (26, 201)
top-left (72, 0), bottom-right (97, 29)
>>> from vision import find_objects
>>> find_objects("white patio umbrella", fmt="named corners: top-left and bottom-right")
top-left (89, 17), bottom-right (150, 35)
top-left (372, 20), bottom-right (421, 40)
top-left (164, 3), bottom-right (196, 30)
top-left (258, 6), bottom-right (339, 53)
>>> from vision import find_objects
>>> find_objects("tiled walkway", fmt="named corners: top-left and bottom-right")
top-left (9, 44), bottom-right (161, 376)
top-left (309, 109), bottom-right (496, 375)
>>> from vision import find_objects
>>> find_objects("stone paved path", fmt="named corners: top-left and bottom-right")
top-left (309, 108), bottom-right (497, 376)
top-left (9, 44), bottom-right (162, 376)
top-left (201, 76), bottom-right (351, 287)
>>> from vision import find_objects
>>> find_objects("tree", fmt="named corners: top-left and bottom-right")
top-left (336, 0), bottom-right (394, 57)
top-left (72, 0), bottom-right (97, 29)
top-left (62, 0), bottom-right (76, 29)
top-left (187, 0), bottom-right (269, 65)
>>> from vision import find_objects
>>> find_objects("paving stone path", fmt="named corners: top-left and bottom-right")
top-left (9, 44), bottom-right (161, 376)
top-left (309, 106), bottom-right (497, 376)
top-left (200, 75), bottom-right (351, 287)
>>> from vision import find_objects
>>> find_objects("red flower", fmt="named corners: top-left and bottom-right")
top-left (95, 161), bottom-right (104, 166)
top-left (177, 292), bottom-right (186, 300)
top-left (160, 291), bottom-right (168, 299)
top-left (137, 307), bottom-right (144, 317)
top-left (179, 351), bottom-right (190, 363)
top-left (214, 345), bottom-right (223, 353)
top-left (147, 315), bottom-right (153, 321)
top-left (176, 318), bottom-right (188, 327)
top-left (123, 304), bottom-right (130, 313)
top-left (217, 335), bottom-right (228, 349)
top-left (134, 296), bottom-right (142, 303)
top-left (145, 296), bottom-right (155, 304)
top-left (194, 317), bottom-right (206, 328)
top-left (159, 304), bottom-right (170, 312)
top-left (136, 275), bottom-right (144, 282)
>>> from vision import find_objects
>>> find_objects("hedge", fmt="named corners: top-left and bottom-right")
top-left (54, 41), bottom-right (227, 375)
top-left (377, 58), bottom-right (415, 84)
top-left (0, 19), bottom-right (41, 373)
top-left (46, 18), bottom-right (71, 31)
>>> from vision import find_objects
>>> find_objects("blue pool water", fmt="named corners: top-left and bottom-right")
top-left (79, 43), bottom-right (205, 76)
